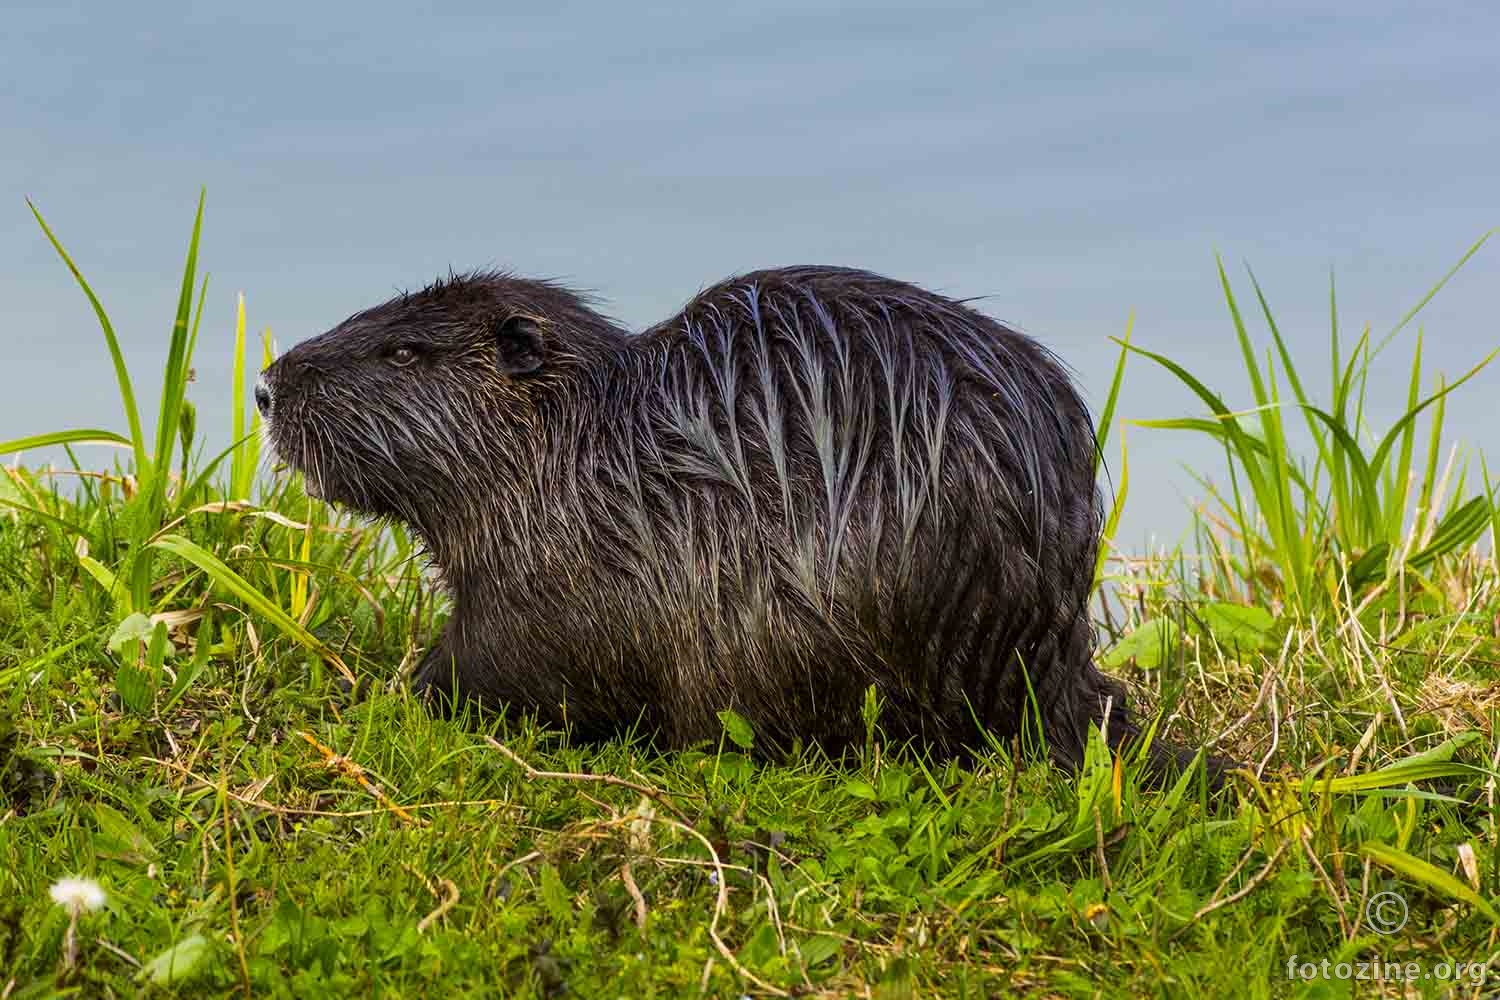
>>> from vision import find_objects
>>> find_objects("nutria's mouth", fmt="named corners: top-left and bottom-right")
top-left (274, 443), bottom-right (329, 503)
top-left (261, 411), bottom-right (327, 503)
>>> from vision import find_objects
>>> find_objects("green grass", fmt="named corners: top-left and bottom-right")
top-left (3, 197), bottom-right (1500, 998)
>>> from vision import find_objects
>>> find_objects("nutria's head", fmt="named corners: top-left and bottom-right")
top-left (259, 272), bottom-right (625, 530)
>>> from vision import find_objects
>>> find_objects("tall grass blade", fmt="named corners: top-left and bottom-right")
top-left (1385, 331), bottom-right (1424, 541)
top-left (0, 497), bottom-right (90, 536)
top-left (147, 533), bottom-right (355, 684)
top-left (151, 189), bottom-right (206, 495)
top-left (1416, 374), bottom-right (1447, 544)
top-left (1407, 496), bottom-right (1491, 570)
top-left (1372, 229), bottom-right (1493, 359)
top-left (1368, 348), bottom-right (1498, 476)
top-left (1360, 840), bottom-right (1500, 926)
top-left (1248, 265), bottom-right (1336, 480)
top-left (231, 294), bottom-right (250, 498)
top-left (1093, 313), bottom-right (1131, 476)
top-left (1092, 424), bottom-right (1128, 594)
top-left (0, 429), bottom-right (132, 454)
top-left (26, 200), bottom-right (148, 475)
top-left (1115, 338), bottom-right (1270, 501)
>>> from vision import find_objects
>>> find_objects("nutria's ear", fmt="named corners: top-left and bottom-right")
top-left (494, 314), bottom-right (546, 375)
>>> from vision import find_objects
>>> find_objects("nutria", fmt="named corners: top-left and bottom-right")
top-left (259, 265), bottom-right (1225, 785)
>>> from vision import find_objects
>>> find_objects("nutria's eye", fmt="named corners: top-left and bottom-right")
top-left (389, 346), bottom-right (417, 367)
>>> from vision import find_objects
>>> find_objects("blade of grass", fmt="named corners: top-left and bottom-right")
top-left (26, 200), bottom-right (148, 475)
top-left (151, 189), bottom-right (206, 494)
top-left (1384, 330), bottom-right (1425, 541)
top-left (1092, 422), bottom-right (1128, 595)
top-left (1415, 373), bottom-right (1447, 544)
top-left (0, 497), bottom-right (91, 536)
top-left (147, 532), bottom-right (355, 684)
top-left (231, 294), bottom-right (250, 498)
top-left (1093, 312), bottom-right (1131, 477)
top-left (1246, 268), bottom-right (1331, 476)
top-left (1219, 265), bottom-right (1303, 576)
top-left (1371, 229), bottom-right (1493, 359)
top-left (1369, 348), bottom-right (1498, 476)
top-left (1361, 840), bottom-right (1500, 926)
top-left (0, 429), bottom-right (132, 454)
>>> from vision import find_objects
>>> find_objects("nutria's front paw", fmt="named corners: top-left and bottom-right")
top-left (411, 644), bottom-right (461, 715)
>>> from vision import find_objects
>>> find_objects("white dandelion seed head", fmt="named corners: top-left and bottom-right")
top-left (49, 877), bottom-right (106, 914)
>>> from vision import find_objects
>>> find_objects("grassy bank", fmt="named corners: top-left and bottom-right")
top-left (3, 198), bottom-right (1499, 997)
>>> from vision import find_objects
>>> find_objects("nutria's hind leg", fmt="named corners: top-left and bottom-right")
top-left (1152, 742), bottom-right (1239, 791)
top-left (1109, 719), bottom-right (1239, 793)
top-left (1097, 688), bottom-right (1241, 794)
top-left (1033, 619), bottom-right (1237, 794)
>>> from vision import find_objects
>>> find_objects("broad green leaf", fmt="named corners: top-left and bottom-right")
top-left (139, 933), bottom-right (212, 985)
top-left (1387, 731), bottom-right (1478, 769)
top-left (92, 802), bottom-right (157, 861)
top-left (114, 663), bottom-right (153, 714)
top-left (1408, 496), bottom-right (1492, 570)
top-left (76, 539), bottom-right (121, 598)
top-left (1197, 602), bottom-right (1276, 652)
top-left (146, 618), bottom-right (175, 664)
top-left (1346, 543), bottom-right (1391, 590)
top-left (742, 923), bottom-right (780, 966)
top-left (1102, 618), bottom-right (1180, 670)
top-left (107, 613), bottom-right (155, 653)
top-left (797, 933), bottom-right (843, 968)
top-left (716, 708), bottom-right (755, 750)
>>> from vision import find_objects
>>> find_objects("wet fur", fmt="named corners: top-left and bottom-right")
top-left (263, 266), bottom-right (1224, 783)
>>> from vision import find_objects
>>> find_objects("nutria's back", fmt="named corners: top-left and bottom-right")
top-left (262, 265), bottom-right (1172, 775)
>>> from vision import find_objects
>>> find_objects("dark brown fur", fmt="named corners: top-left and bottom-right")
top-left (259, 266), bottom-right (1225, 784)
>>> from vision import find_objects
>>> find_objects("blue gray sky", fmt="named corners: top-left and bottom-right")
top-left (4, 1), bottom-right (1496, 546)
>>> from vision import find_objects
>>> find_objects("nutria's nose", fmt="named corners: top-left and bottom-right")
top-left (254, 378), bottom-right (272, 418)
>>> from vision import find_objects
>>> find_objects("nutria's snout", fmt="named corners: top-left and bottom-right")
top-left (254, 376), bottom-right (272, 418)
